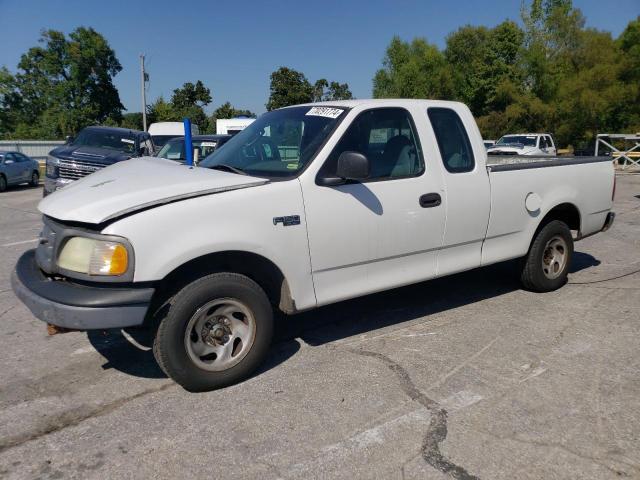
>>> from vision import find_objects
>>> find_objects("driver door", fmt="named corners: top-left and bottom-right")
top-left (302, 107), bottom-right (446, 306)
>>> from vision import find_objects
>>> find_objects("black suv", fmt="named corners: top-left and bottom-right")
top-left (44, 126), bottom-right (154, 196)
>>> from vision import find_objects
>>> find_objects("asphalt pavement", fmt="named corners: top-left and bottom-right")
top-left (0, 175), bottom-right (639, 479)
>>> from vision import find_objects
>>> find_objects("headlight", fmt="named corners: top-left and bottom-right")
top-left (58, 237), bottom-right (129, 276)
top-left (46, 156), bottom-right (59, 178)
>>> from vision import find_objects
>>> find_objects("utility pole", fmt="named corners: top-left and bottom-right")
top-left (140, 54), bottom-right (147, 131)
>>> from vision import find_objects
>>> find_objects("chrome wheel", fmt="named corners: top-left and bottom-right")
top-left (184, 298), bottom-right (256, 372)
top-left (542, 235), bottom-right (568, 280)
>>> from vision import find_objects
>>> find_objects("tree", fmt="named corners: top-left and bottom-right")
top-left (266, 67), bottom-right (354, 110)
top-left (0, 67), bottom-right (19, 138)
top-left (120, 112), bottom-right (144, 131)
top-left (4, 27), bottom-right (123, 138)
top-left (372, 3), bottom-right (640, 148)
top-left (442, 21), bottom-right (526, 116)
top-left (373, 37), bottom-right (454, 100)
top-left (266, 67), bottom-right (313, 110)
top-left (312, 79), bottom-right (353, 102)
top-left (169, 80), bottom-right (212, 131)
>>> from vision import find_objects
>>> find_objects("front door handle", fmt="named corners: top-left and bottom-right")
top-left (419, 193), bottom-right (442, 208)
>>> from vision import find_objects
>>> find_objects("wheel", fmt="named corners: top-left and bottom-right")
top-left (30, 171), bottom-right (39, 187)
top-left (0, 175), bottom-right (6, 192)
top-left (153, 273), bottom-right (273, 392)
top-left (521, 220), bottom-right (573, 292)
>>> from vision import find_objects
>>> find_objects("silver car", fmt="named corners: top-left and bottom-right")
top-left (0, 151), bottom-right (40, 192)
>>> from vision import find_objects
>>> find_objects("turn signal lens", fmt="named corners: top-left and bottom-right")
top-left (91, 242), bottom-right (128, 275)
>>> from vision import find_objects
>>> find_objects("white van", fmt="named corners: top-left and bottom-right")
top-left (148, 122), bottom-right (200, 152)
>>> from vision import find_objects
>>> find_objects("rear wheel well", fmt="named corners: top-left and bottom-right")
top-left (150, 251), bottom-right (295, 320)
top-left (539, 203), bottom-right (581, 233)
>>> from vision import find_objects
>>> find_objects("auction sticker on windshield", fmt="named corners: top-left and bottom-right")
top-left (121, 138), bottom-right (135, 144)
top-left (305, 107), bottom-right (344, 119)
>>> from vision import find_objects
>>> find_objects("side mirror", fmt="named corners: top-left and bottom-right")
top-left (317, 151), bottom-right (370, 186)
top-left (65, 135), bottom-right (74, 145)
top-left (336, 151), bottom-right (370, 180)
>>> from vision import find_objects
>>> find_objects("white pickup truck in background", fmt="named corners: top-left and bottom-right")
top-left (12, 99), bottom-right (615, 391)
top-left (488, 133), bottom-right (557, 156)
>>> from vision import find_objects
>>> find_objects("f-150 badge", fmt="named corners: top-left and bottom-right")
top-left (273, 215), bottom-right (300, 226)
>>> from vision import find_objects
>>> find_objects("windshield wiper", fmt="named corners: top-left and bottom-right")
top-left (210, 164), bottom-right (247, 175)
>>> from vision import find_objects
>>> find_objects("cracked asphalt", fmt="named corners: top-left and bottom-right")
top-left (1, 174), bottom-right (639, 479)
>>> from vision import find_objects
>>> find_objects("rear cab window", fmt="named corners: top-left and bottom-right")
top-left (427, 108), bottom-right (475, 173)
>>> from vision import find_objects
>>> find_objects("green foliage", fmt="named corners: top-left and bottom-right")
top-left (312, 79), bottom-right (353, 102)
top-left (266, 67), bottom-right (313, 111)
top-left (0, 27), bottom-right (123, 139)
top-left (120, 112), bottom-right (144, 131)
top-left (266, 67), bottom-right (353, 110)
top-left (373, 37), bottom-right (454, 100)
top-left (374, 4), bottom-right (640, 148)
top-left (146, 81), bottom-right (213, 132)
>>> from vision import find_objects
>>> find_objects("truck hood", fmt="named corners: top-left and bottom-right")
top-left (487, 145), bottom-right (536, 155)
top-left (50, 145), bottom-right (132, 165)
top-left (39, 157), bottom-right (269, 224)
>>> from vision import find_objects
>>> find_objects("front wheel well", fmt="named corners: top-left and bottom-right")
top-left (150, 251), bottom-right (295, 318)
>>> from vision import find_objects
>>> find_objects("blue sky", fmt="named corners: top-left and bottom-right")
top-left (1, 0), bottom-right (638, 115)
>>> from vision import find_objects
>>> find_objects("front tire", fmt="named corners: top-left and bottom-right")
top-left (521, 220), bottom-right (573, 292)
top-left (153, 273), bottom-right (273, 392)
top-left (0, 175), bottom-right (6, 192)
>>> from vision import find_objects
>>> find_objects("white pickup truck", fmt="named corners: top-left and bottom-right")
top-left (488, 133), bottom-right (557, 156)
top-left (12, 100), bottom-right (615, 391)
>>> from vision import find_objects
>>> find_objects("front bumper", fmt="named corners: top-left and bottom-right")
top-left (11, 250), bottom-right (154, 330)
top-left (43, 176), bottom-right (74, 196)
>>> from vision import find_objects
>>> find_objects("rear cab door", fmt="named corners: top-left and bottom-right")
top-left (425, 105), bottom-right (491, 276)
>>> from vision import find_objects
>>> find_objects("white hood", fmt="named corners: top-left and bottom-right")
top-left (487, 146), bottom-right (536, 155)
top-left (39, 157), bottom-right (268, 224)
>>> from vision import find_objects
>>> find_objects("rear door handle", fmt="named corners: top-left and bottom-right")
top-left (419, 193), bottom-right (442, 208)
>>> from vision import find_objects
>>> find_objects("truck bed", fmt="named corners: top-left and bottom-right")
top-left (487, 155), bottom-right (612, 171)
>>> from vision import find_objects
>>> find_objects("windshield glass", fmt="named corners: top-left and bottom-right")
top-left (496, 135), bottom-right (537, 147)
top-left (73, 129), bottom-right (137, 153)
top-left (152, 135), bottom-right (181, 148)
top-left (158, 138), bottom-right (223, 162)
top-left (200, 106), bottom-right (347, 178)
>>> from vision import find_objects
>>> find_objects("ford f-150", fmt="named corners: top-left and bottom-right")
top-left (12, 99), bottom-right (615, 391)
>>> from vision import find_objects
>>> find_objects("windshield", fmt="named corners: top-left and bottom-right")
top-left (200, 106), bottom-right (347, 178)
top-left (496, 135), bottom-right (537, 147)
top-left (73, 129), bottom-right (137, 153)
top-left (158, 138), bottom-right (223, 162)
top-left (151, 135), bottom-right (181, 148)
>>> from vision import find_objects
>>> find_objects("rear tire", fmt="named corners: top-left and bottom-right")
top-left (153, 273), bottom-right (273, 392)
top-left (521, 220), bottom-right (573, 292)
top-left (30, 171), bottom-right (39, 187)
top-left (0, 175), bottom-right (6, 192)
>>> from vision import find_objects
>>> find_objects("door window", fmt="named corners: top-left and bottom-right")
top-left (427, 108), bottom-right (475, 173)
top-left (320, 108), bottom-right (424, 180)
top-left (546, 136), bottom-right (553, 148)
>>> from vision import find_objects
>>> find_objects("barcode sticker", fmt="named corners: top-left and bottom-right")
top-left (305, 107), bottom-right (344, 119)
